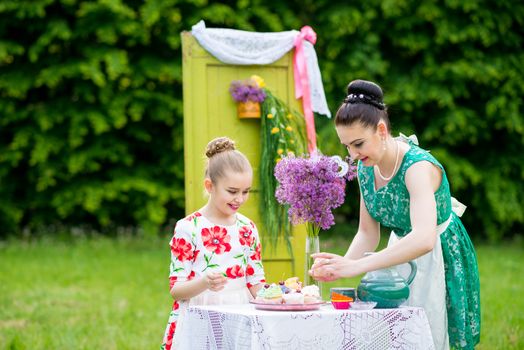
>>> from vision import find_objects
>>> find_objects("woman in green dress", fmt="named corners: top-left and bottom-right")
top-left (310, 80), bottom-right (480, 350)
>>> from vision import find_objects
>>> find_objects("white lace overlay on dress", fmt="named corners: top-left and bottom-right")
top-left (191, 20), bottom-right (331, 118)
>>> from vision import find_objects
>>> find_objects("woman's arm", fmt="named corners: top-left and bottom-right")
top-left (352, 161), bottom-right (439, 273)
top-left (344, 194), bottom-right (381, 259)
top-left (312, 161), bottom-right (441, 279)
top-left (310, 194), bottom-right (380, 281)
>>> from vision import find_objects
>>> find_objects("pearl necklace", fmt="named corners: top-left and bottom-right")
top-left (376, 140), bottom-right (400, 181)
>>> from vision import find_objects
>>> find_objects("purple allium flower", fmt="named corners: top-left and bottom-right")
top-left (274, 154), bottom-right (356, 232)
top-left (344, 156), bottom-right (358, 181)
top-left (229, 78), bottom-right (266, 103)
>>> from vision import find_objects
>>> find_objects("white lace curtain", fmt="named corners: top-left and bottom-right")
top-left (191, 20), bottom-right (331, 119)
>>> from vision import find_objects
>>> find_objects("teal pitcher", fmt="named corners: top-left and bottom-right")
top-left (357, 255), bottom-right (417, 309)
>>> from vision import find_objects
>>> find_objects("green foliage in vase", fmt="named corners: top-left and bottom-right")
top-left (260, 89), bottom-right (307, 251)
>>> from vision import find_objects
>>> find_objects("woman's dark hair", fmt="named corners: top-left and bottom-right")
top-left (335, 79), bottom-right (390, 131)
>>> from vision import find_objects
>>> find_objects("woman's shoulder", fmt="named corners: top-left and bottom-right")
top-left (402, 144), bottom-right (443, 171)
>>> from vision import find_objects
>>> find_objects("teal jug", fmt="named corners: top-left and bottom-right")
top-left (357, 256), bottom-right (417, 309)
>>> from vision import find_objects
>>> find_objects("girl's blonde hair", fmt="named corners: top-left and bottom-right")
top-left (205, 137), bottom-right (252, 183)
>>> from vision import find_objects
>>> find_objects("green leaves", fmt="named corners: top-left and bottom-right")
top-left (0, 0), bottom-right (186, 236)
top-left (0, 0), bottom-right (522, 241)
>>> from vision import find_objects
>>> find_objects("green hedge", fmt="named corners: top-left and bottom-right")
top-left (0, 0), bottom-right (523, 241)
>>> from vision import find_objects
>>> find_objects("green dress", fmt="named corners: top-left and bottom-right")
top-left (358, 138), bottom-right (481, 350)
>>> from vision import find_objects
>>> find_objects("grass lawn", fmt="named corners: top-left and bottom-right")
top-left (0, 234), bottom-right (523, 349)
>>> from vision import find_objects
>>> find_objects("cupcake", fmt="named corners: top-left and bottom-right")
top-left (282, 292), bottom-right (305, 304)
top-left (284, 277), bottom-right (302, 291)
top-left (256, 284), bottom-right (283, 304)
top-left (301, 285), bottom-right (321, 304)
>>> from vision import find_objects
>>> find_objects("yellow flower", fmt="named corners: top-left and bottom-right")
top-left (275, 158), bottom-right (282, 163)
top-left (277, 149), bottom-right (284, 155)
top-left (287, 113), bottom-right (293, 119)
top-left (271, 127), bottom-right (280, 134)
top-left (251, 75), bottom-right (266, 88)
top-left (267, 113), bottom-right (274, 119)
top-left (286, 126), bottom-right (293, 132)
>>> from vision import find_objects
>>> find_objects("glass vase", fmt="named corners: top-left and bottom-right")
top-left (304, 232), bottom-right (322, 299)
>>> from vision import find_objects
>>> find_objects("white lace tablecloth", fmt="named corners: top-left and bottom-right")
top-left (176, 304), bottom-right (435, 350)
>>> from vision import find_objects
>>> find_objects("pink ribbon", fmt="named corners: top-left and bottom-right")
top-left (294, 26), bottom-right (317, 154)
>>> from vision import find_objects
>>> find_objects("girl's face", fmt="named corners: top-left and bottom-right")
top-left (206, 170), bottom-right (253, 219)
top-left (336, 122), bottom-right (385, 166)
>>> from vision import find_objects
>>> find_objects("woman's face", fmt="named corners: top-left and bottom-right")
top-left (336, 122), bottom-right (384, 166)
top-left (206, 170), bottom-right (253, 219)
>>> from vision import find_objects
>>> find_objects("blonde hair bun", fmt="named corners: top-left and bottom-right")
top-left (205, 137), bottom-right (236, 158)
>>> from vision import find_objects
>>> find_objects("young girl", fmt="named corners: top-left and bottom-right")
top-left (310, 80), bottom-right (480, 350)
top-left (161, 137), bottom-right (266, 350)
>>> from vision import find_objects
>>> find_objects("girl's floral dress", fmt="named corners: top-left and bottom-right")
top-left (161, 211), bottom-right (266, 350)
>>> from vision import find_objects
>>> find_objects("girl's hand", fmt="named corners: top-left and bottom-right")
top-left (204, 271), bottom-right (228, 292)
top-left (309, 252), bottom-right (362, 282)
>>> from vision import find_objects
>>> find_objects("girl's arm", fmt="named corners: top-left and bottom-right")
top-left (168, 219), bottom-right (227, 301)
top-left (170, 272), bottom-right (227, 300)
top-left (248, 283), bottom-right (264, 297)
top-left (245, 222), bottom-right (266, 299)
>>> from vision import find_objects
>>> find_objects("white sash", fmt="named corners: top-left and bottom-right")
top-left (389, 198), bottom-right (466, 350)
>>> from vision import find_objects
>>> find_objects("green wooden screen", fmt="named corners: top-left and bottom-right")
top-left (181, 32), bottom-right (307, 282)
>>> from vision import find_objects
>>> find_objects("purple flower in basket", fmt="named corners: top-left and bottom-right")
top-left (274, 154), bottom-right (357, 233)
top-left (229, 78), bottom-right (266, 103)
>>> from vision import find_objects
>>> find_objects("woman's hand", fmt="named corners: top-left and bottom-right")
top-left (203, 271), bottom-right (228, 292)
top-left (309, 252), bottom-right (363, 282)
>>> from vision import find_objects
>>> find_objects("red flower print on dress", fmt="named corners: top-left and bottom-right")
top-left (169, 276), bottom-right (177, 290)
top-left (238, 226), bottom-right (255, 246)
top-left (226, 265), bottom-right (245, 278)
top-left (201, 226), bottom-right (232, 254)
top-left (187, 270), bottom-right (196, 281)
top-left (192, 249), bottom-right (200, 262)
top-left (170, 271), bottom-right (195, 289)
top-left (185, 212), bottom-right (202, 221)
top-left (251, 242), bottom-right (262, 261)
top-left (170, 237), bottom-right (193, 262)
top-left (246, 264), bottom-right (255, 276)
top-left (165, 321), bottom-right (176, 350)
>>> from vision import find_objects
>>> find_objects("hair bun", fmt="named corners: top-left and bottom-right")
top-left (346, 79), bottom-right (384, 103)
top-left (205, 137), bottom-right (236, 158)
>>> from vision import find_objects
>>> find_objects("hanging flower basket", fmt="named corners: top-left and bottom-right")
top-left (229, 75), bottom-right (266, 119)
top-left (237, 100), bottom-right (261, 118)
